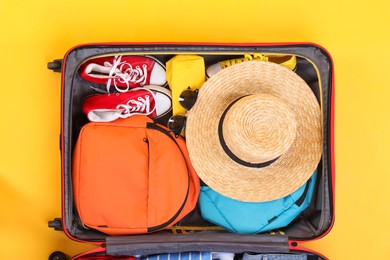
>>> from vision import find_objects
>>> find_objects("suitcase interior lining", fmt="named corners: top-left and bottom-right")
top-left (60, 45), bottom-right (333, 247)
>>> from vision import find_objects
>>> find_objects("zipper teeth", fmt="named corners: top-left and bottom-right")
top-left (144, 137), bottom-right (150, 228)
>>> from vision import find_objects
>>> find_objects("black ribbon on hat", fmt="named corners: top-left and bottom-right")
top-left (218, 96), bottom-right (279, 168)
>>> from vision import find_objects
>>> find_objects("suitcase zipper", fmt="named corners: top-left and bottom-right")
top-left (62, 44), bottom-right (333, 242)
top-left (145, 122), bottom-right (191, 232)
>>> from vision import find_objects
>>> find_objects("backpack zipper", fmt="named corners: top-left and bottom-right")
top-left (145, 122), bottom-right (191, 232)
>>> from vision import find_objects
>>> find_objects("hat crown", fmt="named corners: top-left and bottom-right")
top-left (222, 94), bottom-right (297, 164)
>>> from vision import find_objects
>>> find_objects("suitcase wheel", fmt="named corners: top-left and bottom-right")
top-left (47, 59), bottom-right (63, 72)
top-left (49, 251), bottom-right (69, 260)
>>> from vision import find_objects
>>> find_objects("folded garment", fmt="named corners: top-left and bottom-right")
top-left (139, 252), bottom-right (212, 260)
top-left (212, 252), bottom-right (235, 260)
top-left (243, 253), bottom-right (307, 260)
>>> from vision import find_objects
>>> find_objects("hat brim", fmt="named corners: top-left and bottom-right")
top-left (186, 61), bottom-right (322, 202)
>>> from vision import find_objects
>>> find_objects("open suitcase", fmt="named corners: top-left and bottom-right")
top-left (48, 43), bottom-right (335, 260)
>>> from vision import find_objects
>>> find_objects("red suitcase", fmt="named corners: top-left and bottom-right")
top-left (48, 42), bottom-right (335, 260)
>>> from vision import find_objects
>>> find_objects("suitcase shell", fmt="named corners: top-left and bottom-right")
top-left (48, 42), bottom-right (335, 260)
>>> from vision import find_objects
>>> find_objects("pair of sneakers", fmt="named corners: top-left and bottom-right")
top-left (80, 55), bottom-right (172, 122)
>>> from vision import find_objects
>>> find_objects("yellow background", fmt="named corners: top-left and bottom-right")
top-left (0, 0), bottom-right (389, 259)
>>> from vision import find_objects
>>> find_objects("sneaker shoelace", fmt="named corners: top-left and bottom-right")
top-left (219, 53), bottom-right (267, 68)
top-left (115, 88), bottom-right (156, 118)
top-left (105, 55), bottom-right (148, 93)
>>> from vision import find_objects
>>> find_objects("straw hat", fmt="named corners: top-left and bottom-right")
top-left (186, 61), bottom-right (322, 202)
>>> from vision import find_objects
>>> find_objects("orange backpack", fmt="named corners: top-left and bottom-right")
top-left (72, 116), bottom-right (200, 235)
